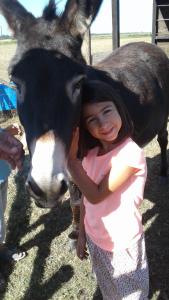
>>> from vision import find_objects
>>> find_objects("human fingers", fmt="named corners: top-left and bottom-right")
top-left (7, 133), bottom-right (22, 147)
top-left (12, 147), bottom-right (25, 170)
top-left (76, 241), bottom-right (84, 260)
top-left (77, 250), bottom-right (84, 260)
top-left (8, 157), bottom-right (17, 169)
top-left (15, 155), bottom-right (25, 170)
top-left (69, 127), bottom-right (80, 160)
top-left (0, 132), bottom-right (21, 156)
top-left (78, 249), bottom-right (89, 260)
top-left (81, 251), bottom-right (89, 260)
top-left (7, 136), bottom-right (24, 158)
top-left (73, 127), bottom-right (79, 143)
top-left (11, 123), bottom-right (23, 136)
top-left (0, 133), bottom-right (25, 169)
top-left (6, 124), bottom-right (19, 136)
top-left (76, 239), bottom-right (88, 260)
top-left (82, 246), bottom-right (89, 260)
top-left (0, 130), bottom-right (24, 169)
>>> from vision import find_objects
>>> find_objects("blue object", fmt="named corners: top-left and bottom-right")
top-left (0, 160), bottom-right (11, 183)
top-left (0, 84), bottom-right (17, 111)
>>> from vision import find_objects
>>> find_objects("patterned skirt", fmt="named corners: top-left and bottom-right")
top-left (87, 234), bottom-right (149, 300)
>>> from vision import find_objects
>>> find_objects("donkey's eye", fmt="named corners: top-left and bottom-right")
top-left (11, 79), bottom-right (24, 104)
top-left (10, 78), bottom-right (21, 94)
top-left (74, 82), bottom-right (81, 90)
top-left (15, 83), bottom-right (21, 94)
top-left (74, 75), bottom-right (85, 91)
top-left (45, 35), bottom-right (51, 40)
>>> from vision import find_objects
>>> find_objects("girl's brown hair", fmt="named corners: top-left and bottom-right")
top-left (79, 80), bottom-right (133, 157)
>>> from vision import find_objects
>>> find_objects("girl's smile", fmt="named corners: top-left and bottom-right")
top-left (83, 101), bottom-right (122, 148)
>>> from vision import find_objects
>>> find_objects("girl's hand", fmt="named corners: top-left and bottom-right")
top-left (69, 127), bottom-right (79, 160)
top-left (76, 232), bottom-right (88, 260)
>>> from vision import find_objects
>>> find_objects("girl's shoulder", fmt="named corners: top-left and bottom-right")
top-left (85, 147), bottom-right (99, 158)
top-left (117, 137), bottom-right (143, 154)
top-left (82, 147), bottom-right (99, 169)
top-left (113, 137), bottom-right (146, 169)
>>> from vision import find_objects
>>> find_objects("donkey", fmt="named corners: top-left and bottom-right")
top-left (0, 0), bottom-right (169, 211)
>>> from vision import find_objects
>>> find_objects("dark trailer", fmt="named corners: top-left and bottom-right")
top-left (152, 0), bottom-right (169, 55)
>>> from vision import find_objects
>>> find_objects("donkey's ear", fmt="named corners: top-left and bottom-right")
top-left (0, 0), bottom-right (35, 36)
top-left (43, 0), bottom-right (58, 21)
top-left (61, 0), bottom-right (103, 38)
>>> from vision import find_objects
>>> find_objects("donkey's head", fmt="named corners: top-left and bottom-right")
top-left (0, 0), bottom-right (103, 70)
top-left (11, 48), bottom-right (85, 207)
top-left (0, 0), bottom-right (102, 207)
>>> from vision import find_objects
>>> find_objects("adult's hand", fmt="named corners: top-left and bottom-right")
top-left (0, 130), bottom-right (24, 169)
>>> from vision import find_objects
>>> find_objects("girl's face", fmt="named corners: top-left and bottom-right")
top-left (83, 101), bottom-right (122, 145)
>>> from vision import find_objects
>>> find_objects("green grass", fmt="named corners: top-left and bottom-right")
top-left (0, 40), bottom-right (16, 45)
top-left (0, 33), bottom-right (151, 43)
top-left (91, 32), bottom-right (151, 39)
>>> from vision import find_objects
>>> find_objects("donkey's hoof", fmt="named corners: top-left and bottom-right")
top-left (159, 176), bottom-right (168, 185)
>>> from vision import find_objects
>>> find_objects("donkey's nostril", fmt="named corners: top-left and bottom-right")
top-left (60, 179), bottom-right (68, 195)
top-left (55, 173), bottom-right (68, 195)
top-left (26, 177), bottom-right (44, 199)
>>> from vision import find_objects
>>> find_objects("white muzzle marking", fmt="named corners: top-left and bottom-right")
top-left (29, 130), bottom-right (66, 194)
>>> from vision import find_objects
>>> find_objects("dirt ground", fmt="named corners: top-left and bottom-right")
top-left (0, 34), bottom-right (151, 82)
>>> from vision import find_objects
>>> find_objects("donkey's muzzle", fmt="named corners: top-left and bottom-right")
top-left (26, 176), bottom-right (45, 200)
top-left (25, 173), bottom-right (68, 208)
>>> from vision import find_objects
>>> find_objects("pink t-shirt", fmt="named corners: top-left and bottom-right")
top-left (82, 137), bottom-right (147, 252)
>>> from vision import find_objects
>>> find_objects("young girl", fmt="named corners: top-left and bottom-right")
top-left (68, 80), bottom-right (149, 300)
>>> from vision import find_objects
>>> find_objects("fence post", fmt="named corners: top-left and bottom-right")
top-left (112, 0), bottom-right (120, 50)
top-left (85, 29), bottom-right (92, 65)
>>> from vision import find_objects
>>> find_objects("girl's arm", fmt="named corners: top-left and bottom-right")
top-left (68, 128), bottom-right (138, 205)
top-left (68, 159), bottom-right (138, 204)
top-left (76, 198), bottom-right (88, 260)
top-left (79, 197), bottom-right (86, 235)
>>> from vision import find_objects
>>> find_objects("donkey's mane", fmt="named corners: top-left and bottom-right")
top-left (43, 0), bottom-right (62, 21)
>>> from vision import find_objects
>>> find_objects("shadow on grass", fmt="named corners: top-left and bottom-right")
top-left (1, 149), bottom-right (169, 299)
top-left (21, 199), bottom-right (73, 299)
top-left (23, 265), bottom-right (74, 300)
top-left (0, 155), bottom-right (73, 299)
top-left (92, 286), bottom-right (103, 300)
top-left (0, 155), bottom-right (32, 298)
top-left (143, 151), bottom-right (169, 300)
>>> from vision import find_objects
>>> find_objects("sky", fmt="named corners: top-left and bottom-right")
top-left (0, 0), bottom-right (153, 36)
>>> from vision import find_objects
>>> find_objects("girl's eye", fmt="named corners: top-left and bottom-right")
top-left (87, 118), bottom-right (97, 125)
top-left (103, 109), bottom-right (112, 115)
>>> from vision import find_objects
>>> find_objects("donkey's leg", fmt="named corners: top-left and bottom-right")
top-left (157, 125), bottom-right (168, 182)
top-left (68, 182), bottom-right (81, 250)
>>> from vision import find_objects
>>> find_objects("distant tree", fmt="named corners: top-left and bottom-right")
top-left (0, 35), bottom-right (12, 40)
